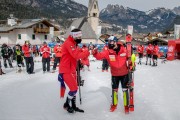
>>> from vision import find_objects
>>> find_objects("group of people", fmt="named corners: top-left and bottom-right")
top-left (0, 40), bottom-right (63, 75)
top-left (58, 28), bottom-right (136, 114)
top-left (1, 28), bottom-right (161, 114)
top-left (137, 43), bottom-right (159, 66)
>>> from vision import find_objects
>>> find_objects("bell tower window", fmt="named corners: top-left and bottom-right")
top-left (94, 4), bottom-right (96, 9)
top-left (93, 13), bottom-right (97, 17)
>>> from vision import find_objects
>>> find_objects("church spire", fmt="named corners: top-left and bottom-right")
top-left (88, 0), bottom-right (99, 34)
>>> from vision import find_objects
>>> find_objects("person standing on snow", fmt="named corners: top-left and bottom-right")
top-left (15, 45), bottom-right (24, 72)
top-left (1, 43), bottom-right (13, 68)
top-left (145, 43), bottom-right (153, 65)
top-left (101, 40), bottom-right (109, 72)
top-left (80, 44), bottom-right (90, 71)
top-left (152, 43), bottom-right (159, 66)
top-left (92, 36), bottom-right (131, 113)
top-left (22, 41), bottom-right (35, 74)
top-left (52, 41), bottom-right (62, 73)
top-left (137, 44), bottom-right (144, 65)
top-left (58, 29), bottom-right (90, 113)
top-left (40, 41), bottom-right (51, 73)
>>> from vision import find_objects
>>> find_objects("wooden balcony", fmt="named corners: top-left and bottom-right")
top-left (34, 28), bottom-right (49, 33)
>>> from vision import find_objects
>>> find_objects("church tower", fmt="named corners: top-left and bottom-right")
top-left (88, 0), bottom-right (99, 35)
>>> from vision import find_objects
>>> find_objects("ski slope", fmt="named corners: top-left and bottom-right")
top-left (0, 58), bottom-right (180, 120)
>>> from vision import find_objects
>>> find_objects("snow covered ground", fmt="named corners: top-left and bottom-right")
top-left (0, 58), bottom-right (180, 120)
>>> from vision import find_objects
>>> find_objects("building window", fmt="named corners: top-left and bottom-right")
top-left (44, 35), bottom-right (47, 40)
top-left (32, 34), bottom-right (35, 40)
top-left (93, 13), bottom-right (97, 17)
top-left (18, 34), bottom-right (21, 39)
top-left (36, 24), bottom-right (39, 28)
top-left (41, 24), bottom-right (43, 28)
top-left (94, 4), bottom-right (96, 9)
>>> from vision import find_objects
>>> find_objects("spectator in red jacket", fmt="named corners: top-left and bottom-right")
top-left (22, 41), bottom-right (35, 74)
top-left (152, 43), bottom-right (159, 66)
top-left (40, 41), bottom-right (51, 73)
top-left (137, 44), bottom-right (144, 65)
top-left (101, 41), bottom-right (109, 72)
top-left (52, 41), bottom-right (62, 72)
top-left (146, 43), bottom-right (153, 65)
top-left (58, 29), bottom-right (90, 113)
top-left (80, 44), bottom-right (90, 71)
top-left (92, 36), bottom-right (130, 113)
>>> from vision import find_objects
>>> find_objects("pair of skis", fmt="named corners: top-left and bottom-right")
top-left (126, 34), bottom-right (135, 113)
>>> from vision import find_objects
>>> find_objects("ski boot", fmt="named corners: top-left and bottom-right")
top-left (124, 106), bottom-right (129, 114)
top-left (110, 89), bottom-right (118, 112)
top-left (63, 97), bottom-right (74, 113)
top-left (71, 96), bottom-right (84, 113)
top-left (110, 104), bottom-right (117, 112)
top-left (63, 103), bottom-right (74, 113)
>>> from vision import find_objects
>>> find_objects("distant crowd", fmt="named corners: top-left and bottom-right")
top-left (0, 40), bottom-right (63, 75)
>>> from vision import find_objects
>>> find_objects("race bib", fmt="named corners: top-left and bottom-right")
top-left (109, 55), bottom-right (116, 61)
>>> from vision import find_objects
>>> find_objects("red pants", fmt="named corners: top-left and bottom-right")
top-left (63, 73), bottom-right (78, 91)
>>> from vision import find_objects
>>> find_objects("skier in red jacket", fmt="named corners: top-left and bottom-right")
top-left (152, 43), bottom-right (159, 66)
top-left (146, 43), bottom-right (153, 65)
top-left (137, 44), bottom-right (144, 65)
top-left (58, 29), bottom-right (90, 113)
top-left (80, 44), bottom-right (90, 71)
top-left (22, 41), bottom-right (35, 74)
top-left (101, 40), bottom-right (109, 72)
top-left (52, 41), bottom-right (62, 72)
top-left (40, 41), bottom-right (51, 73)
top-left (92, 36), bottom-right (130, 113)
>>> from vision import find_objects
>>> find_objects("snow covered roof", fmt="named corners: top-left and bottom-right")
top-left (0, 19), bottom-right (59, 32)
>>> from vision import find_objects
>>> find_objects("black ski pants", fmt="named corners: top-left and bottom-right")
top-left (42, 57), bottom-right (50, 72)
top-left (111, 75), bottom-right (129, 89)
top-left (102, 59), bottom-right (109, 70)
top-left (53, 57), bottom-right (61, 70)
top-left (25, 57), bottom-right (34, 73)
top-left (3, 57), bottom-right (13, 68)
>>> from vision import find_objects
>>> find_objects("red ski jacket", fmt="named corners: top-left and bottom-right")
top-left (153, 45), bottom-right (159, 56)
top-left (137, 45), bottom-right (144, 54)
top-left (40, 45), bottom-right (51, 58)
top-left (81, 46), bottom-right (90, 66)
top-left (93, 45), bottom-right (128, 76)
top-left (54, 45), bottom-right (62, 57)
top-left (22, 44), bottom-right (31, 57)
top-left (59, 36), bottom-right (90, 74)
top-left (146, 45), bottom-right (153, 54)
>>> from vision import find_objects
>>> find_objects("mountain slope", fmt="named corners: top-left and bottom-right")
top-left (100, 4), bottom-right (177, 32)
top-left (0, 0), bottom-right (87, 20)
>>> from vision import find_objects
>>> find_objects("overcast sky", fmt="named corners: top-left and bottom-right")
top-left (74, 0), bottom-right (180, 11)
